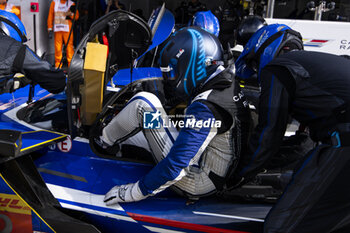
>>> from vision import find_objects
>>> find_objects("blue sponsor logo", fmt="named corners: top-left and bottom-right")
top-left (143, 110), bottom-right (162, 129)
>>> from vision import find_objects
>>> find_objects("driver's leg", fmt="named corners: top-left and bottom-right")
top-left (101, 91), bottom-right (178, 158)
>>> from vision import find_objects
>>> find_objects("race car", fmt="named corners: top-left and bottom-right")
top-left (0, 7), bottom-right (310, 233)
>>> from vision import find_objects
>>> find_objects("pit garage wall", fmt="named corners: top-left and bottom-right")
top-left (122, 0), bottom-right (228, 19)
top-left (7, 0), bottom-right (350, 63)
top-left (7, 0), bottom-right (53, 63)
top-left (266, 18), bottom-right (350, 56)
top-left (7, 0), bottom-right (228, 63)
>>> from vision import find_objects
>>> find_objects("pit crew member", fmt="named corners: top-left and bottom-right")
top-left (234, 23), bottom-right (350, 233)
top-left (0, 10), bottom-right (66, 94)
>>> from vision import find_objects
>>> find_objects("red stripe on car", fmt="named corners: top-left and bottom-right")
top-left (127, 212), bottom-right (250, 233)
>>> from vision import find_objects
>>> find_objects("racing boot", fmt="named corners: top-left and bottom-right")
top-left (92, 135), bottom-right (120, 156)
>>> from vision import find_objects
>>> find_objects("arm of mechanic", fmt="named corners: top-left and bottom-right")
top-left (237, 69), bottom-right (291, 181)
top-left (19, 47), bottom-right (66, 94)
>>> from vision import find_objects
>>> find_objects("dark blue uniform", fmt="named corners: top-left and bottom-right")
top-left (237, 51), bottom-right (350, 233)
top-left (0, 34), bottom-right (66, 94)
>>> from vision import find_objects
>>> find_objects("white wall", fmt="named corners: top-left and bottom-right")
top-left (20, 0), bottom-right (53, 60)
top-left (7, 0), bottom-right (20, 5)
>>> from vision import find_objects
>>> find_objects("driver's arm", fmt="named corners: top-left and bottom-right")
top-left (138, 100), bottom-right (218, 196)
top-left (104, 100), bottom-right (220, 204)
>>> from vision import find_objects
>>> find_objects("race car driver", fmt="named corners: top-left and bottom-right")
top-left (94, 27), bottom-right (250, 204)
top-left (234, 23), bottom-right (350, 233)
top-left (0, 10), bottom-right (66, 94)
top-left (47, 0), bottom-right (79, 68)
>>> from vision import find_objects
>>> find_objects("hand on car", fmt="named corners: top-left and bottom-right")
top-left (104, 181), bottom-right (146, 205)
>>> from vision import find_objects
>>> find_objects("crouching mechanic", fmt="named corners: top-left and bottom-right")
top-left (234, 23), bottom-right (350, 233)
top-left (0, 10), bottom-right (66, 94)
top-left (95, 27), bottom-right (250, 204)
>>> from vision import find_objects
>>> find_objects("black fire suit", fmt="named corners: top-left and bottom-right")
top-left (237, 51), bottom-right (350, 233)
top-left (0, 34), bottom-right (66, 94)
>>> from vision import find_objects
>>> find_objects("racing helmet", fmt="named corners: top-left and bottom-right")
top-left (235, 24), bottom-right (303, 80)
top-left (159, 27), bottom-right (224, 98)
top-left (236, 15), bottom-right (267, 46)
top-left (189, 10), bottom-right (220, 37)
top-left (0, 9), bottom-right (27, 42)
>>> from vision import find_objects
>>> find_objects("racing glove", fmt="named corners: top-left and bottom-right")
top-left (69, 5), bottom-right (76, 12)
top-left (1, 76), bottom-right (31, 94)
top-left (104, 181), bottom-right (146, 205)
top-left (1, 79), bottom-right (13, 94)
top-left (14, 76), bottom-right (32, 90)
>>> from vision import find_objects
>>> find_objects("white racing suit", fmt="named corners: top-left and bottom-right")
top-left (102, 70), bottom-right (249, 198)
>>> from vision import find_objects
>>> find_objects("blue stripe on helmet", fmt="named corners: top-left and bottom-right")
top-left (184, 29), bottom-right (198, 95)
top-left (190, 29), bottom-right (206, 83)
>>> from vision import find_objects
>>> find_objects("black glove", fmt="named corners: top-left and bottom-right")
top-left (14, 76), bottom-right (32, 89)
top-left (3, 79), bottom-right (14, 93)
top-left (5, 76), bottom-right (32, 93)
top-left (48, 30), bottom-right (53, 39)
top-left (1, 76), bottom-right (30, 94)
top-left (69, 5), bottom-right (76, 12)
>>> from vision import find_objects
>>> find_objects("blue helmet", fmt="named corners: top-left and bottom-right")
top-left (189, 10), bottom-right (220, 37)
top-left (235, 24), bottom-right (303, 81)
top-left (0, 10), bottom-right (27, 42)
top-left (159, 27), bottom-right (224, 98)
